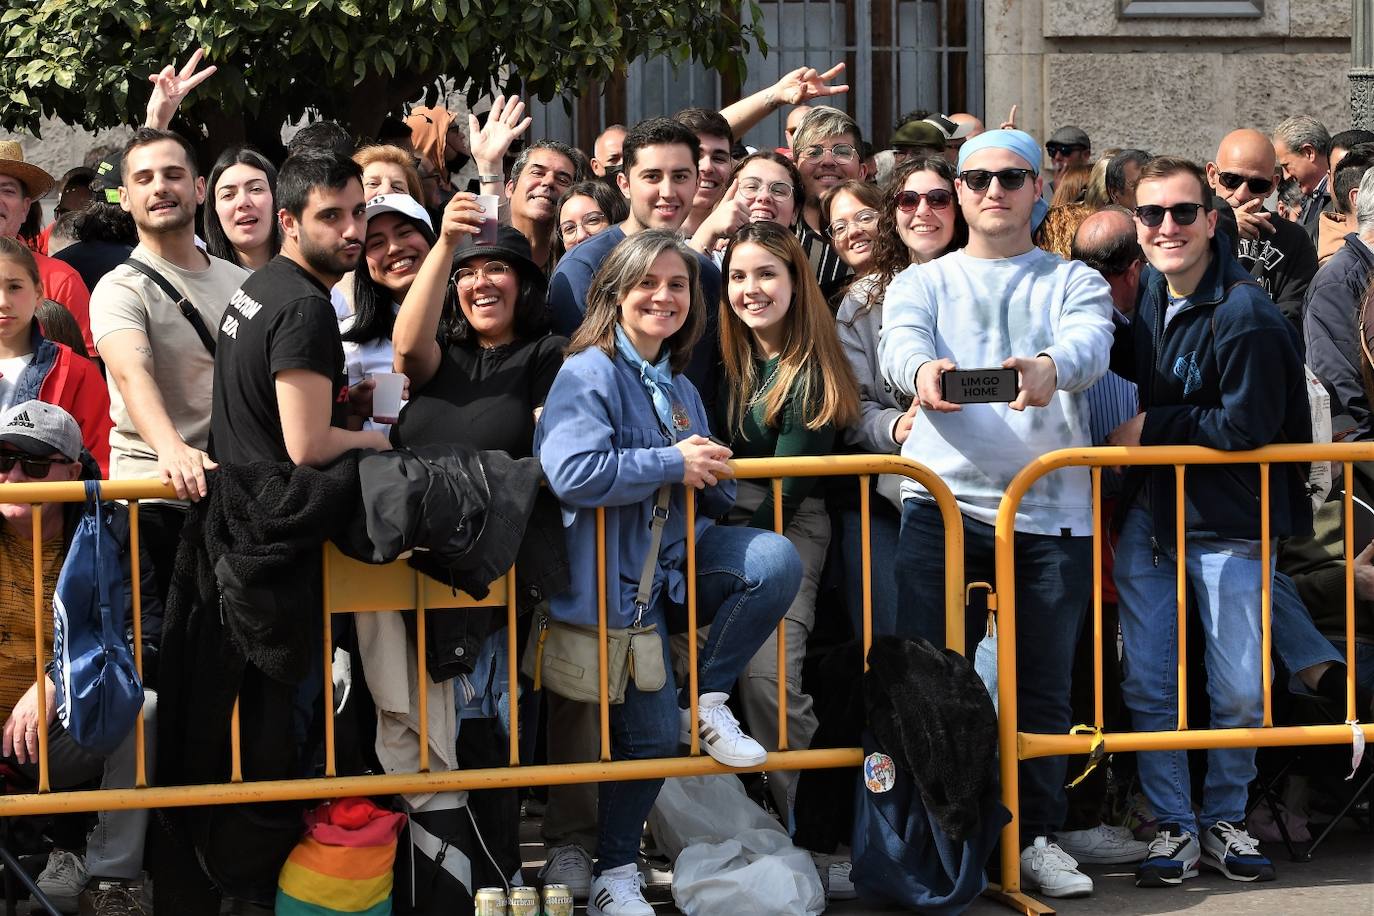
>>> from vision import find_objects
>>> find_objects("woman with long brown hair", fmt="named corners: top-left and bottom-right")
top-left (834, 154), bottom-right (966, 638)
top-left (716, 220), bottom-right (859, 816)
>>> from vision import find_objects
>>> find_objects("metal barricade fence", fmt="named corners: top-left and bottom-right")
top-left (0, 454), bottom-right (963, 819)
top-left (989, 444), bottom-right (1374, 916)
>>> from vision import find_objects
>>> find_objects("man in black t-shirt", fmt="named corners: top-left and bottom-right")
top-left (211, 151), bottom-right (390, 465)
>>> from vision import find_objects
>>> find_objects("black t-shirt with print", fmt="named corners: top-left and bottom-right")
top-left (210, 255), bottom-right (350, 465)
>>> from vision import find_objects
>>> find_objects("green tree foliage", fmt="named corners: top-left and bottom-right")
top-left (0, 0), bottom-right (764, 153)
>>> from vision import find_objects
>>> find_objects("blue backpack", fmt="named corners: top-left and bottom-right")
top-left (52, 481), bottom-right (144, 756)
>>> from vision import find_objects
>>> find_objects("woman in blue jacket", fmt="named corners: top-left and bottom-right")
top-left (536, 229), bottom-right (800, 916)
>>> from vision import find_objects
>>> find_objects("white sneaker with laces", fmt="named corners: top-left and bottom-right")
top-left (1019, 836), bottom-right (1093, 898)
top-left (1054, 822), bottom-right (1150, 864)
top-left (588, 863), bottom-right (653, 916)
top-left (538, 843), bottom-right (594, 900)
top-left (684, 693), bottom-right (767, 767)
top-left (35, 849), bottom-right (87, 914)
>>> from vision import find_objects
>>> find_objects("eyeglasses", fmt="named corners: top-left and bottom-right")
top-left (799, 143), bottom-right (858, 163)
top-left (0, 453), bottom-right (68, 479)
top-left (958, 168), bottom-right (1033, 192)
top-left (738, 178), bottom-right (794, 201)
top-left (826, 209), bottom-right (879, 240)
top-left (895, 188), bottom-right (954, 211)
top-left (1046, 143), bottom-right (1087, 158)
top-left (559, 212), bottom-right (607, 239)
top-left (1133, 203), bottom-right (1209, 228)
top-left (1215, 171), bottom-right (1275, 196)
top-left (453, 260), bottom-right (512, 288)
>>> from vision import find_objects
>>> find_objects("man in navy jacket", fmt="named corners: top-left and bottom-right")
top-left (1106, 157), bottom-right (1310, 891)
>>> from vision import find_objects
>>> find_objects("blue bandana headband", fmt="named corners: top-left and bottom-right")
top-left (954, 128), bottom-right (1050, 233)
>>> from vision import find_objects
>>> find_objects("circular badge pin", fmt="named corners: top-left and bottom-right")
top-left (671, 403), bottom-right (692, 431)
top-left (864, 751), bottom-right (896, 793)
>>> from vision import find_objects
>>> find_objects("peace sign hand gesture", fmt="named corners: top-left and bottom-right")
top-left (775, 63), bottom-right (850, 107)
top-left (145, 49), bottom-right (217, 129)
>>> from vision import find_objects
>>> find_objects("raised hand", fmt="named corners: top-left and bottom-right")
top-left (999, 104), bottom-right (1018, 131)
top-left (468, 94), bottom-right (532, 173)
top-left (145, 49), bottom-right (217, 129)
top-left (775, 63), bottom-right (849, 107)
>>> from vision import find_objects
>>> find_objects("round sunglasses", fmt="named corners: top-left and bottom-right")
top-left (895, 188), bottom-right (954, 211)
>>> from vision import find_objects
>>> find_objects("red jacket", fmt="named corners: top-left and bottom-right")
top-left (13, 329), bottom-right (111, 475)
top-left (35, 252), bottom-right (94, 354)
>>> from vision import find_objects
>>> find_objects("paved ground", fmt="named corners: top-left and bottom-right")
top-left (520, 815), bottom-right (1374, 914)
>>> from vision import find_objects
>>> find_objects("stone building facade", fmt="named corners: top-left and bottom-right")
top-left (988, 0), bottom-right (1353, 165)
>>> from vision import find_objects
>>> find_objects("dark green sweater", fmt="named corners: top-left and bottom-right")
top-left (724, 355), bottom-right (836, 530)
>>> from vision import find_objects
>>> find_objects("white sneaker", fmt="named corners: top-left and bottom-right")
top-left (538, 843), bottom-right (593, 900)
top-left (816, 857), bottom-right (857, 901)
top-left (1055, 823), bottom-right (1150, 864)
top-left (683, 693), bottom-right (767, 767)
top-left (35, 849), bottom-right (87, 914)
top-left (1020, 836), bottom-right (1093, 899)
top-left (588, 863), bottom-right (653, 916)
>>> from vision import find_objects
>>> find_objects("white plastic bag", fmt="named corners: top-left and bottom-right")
top-left (647, 774), bottom-right (784, 859)
top-left (672, 830), bottom-right (824, 916)
top-left (649, 776), bottom-right (823, 916)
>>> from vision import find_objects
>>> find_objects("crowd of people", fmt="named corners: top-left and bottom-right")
top-left (0, 48), bottom-right (1371, 916)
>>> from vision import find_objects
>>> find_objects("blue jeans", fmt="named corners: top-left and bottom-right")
top-left (838, 499), bottom-right (901, 639)
top-left (894, 499), bottom-right (1089, 842)
top-left (1272, 571), bottom-right (1344, 693)
top-left (596, 523), bottom-right (800, 871)
top-left (1115, 505), bottom-right (1269, 835)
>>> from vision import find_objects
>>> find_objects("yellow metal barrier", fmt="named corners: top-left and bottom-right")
top-left (989, 444), bottom-right (1374, 916)
top-left (0, 455), bottom-right (963, 823)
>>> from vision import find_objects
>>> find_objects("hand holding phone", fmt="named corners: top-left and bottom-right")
top-left (940, 367), bottom-right (1020, 404)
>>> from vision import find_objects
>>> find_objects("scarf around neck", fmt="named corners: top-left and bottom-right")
top-left (614, 325), bottom-right (677, 437)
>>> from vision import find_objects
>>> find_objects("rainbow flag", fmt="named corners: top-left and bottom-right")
top-left (277, 797), bottom-right (407, 915)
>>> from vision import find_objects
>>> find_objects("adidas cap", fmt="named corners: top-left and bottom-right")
top-left (0, 400), bottom-right (83, 462)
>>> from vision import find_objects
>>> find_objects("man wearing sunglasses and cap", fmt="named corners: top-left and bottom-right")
top-left (1205, 129), bottom-right (1318, 341)
top-left (1106, 156), bottom-right (1308, 890)
top-left (879, 128), bottom-right (1114, 900)
top-left (0, 399), bottom-right (163, 913)
top-left (1044, 126), bottom-right (1092, 202)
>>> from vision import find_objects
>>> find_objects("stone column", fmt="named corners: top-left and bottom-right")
top-left (1354, 0), bottom-right (1374, 129)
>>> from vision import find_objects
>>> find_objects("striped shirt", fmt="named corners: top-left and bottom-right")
top-left (796, 223), bottom-right (852, 306)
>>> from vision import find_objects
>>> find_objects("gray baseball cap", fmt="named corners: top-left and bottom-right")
top-left (0, 400), bottom-right (83, 461)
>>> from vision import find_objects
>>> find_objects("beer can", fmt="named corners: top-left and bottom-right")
top-left (473, 887), bottom-right (507, 916)
top-left (542, 883), bottom-right (575, 916)
top-left (507, 885), bottom-right (540, 916)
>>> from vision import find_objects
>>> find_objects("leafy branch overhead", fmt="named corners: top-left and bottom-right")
top-left (0, 0), bottom-right (766, 139)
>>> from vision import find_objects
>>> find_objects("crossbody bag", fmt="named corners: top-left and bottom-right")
top-left (122, 257), bottom-right (217, 356)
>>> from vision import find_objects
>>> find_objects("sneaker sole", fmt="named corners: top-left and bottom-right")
top-left (1134, 865), bottom-right (1199, 887)
top-left (1201, 851), bottom-right (1275, 882)
top-left (1031, 881), bottom-right (1094, 899)
top-left (1063, 849), bottom-right (1150, 865)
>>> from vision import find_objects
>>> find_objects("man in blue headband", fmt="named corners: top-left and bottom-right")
top-left (879, 128), bottom-right (1114, 899)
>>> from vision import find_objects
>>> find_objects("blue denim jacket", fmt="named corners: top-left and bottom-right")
top-left (535, 348), bottom-right (736, 627)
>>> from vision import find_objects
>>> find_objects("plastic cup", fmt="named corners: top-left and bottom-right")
top-left (476, 194), bottom-right (500, 244)
top-left (370, 372), bottom-right (405, 424)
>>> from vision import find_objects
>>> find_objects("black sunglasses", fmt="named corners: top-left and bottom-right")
top-left (958, 168), bottom-right (1033, 192)
top-left (895, 188), bottom-right (954, 211)
top-left (0, 454), bottom-right (67, 479)
top-left (1046, 143), bottom-right (1087, 158)
top-left (1215, 171), bottom-right (1275, 196)
top-left (1134, 203), bottom-right (1209, 228)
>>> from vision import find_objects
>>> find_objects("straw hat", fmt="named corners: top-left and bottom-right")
top-left (0, 141), bottom-right (56, 199)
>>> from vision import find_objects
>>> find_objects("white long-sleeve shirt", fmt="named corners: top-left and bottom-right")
top-left (877, 247), bottom-right (1114, 535)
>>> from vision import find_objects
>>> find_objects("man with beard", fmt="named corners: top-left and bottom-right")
top-left (211, 150), bottom-right (390, 466)
top-left (1205, 129), bottom-right (1317, 338)
top-left (505, 139), bottom-right (584, 270)
top-left (92, 128), bottom-right (249, 600)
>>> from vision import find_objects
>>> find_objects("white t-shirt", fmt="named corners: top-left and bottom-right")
top-left (0, 353), bottom-right (34, 412)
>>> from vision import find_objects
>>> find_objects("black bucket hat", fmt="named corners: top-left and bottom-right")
top-left (453, 225), bottom-right (543, 282)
